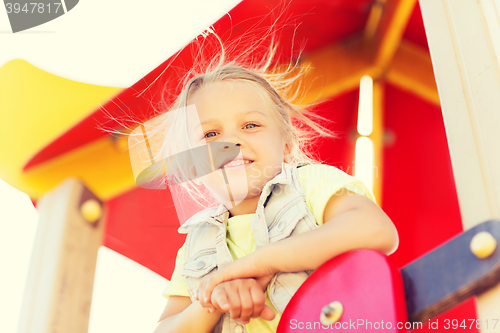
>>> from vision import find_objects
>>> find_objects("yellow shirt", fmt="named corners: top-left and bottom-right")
top-left (162, 164), bottom-right (376, 333)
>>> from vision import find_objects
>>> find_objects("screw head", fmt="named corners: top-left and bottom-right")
top-left (320, 301), bottom-right (343, 325)
top-left (81, 199), bottom-right (102, 223)
top-left (470, 231), bottom-right (497, 259)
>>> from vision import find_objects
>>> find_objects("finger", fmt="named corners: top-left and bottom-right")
top-left (211, 287), bottom-right (230, 313)
top-left (197, 282), bottom-right (206, 308)
top-left (256, 274), bottom-right (274, 291)
top-left (198, 281), bottom-right (215, 312)
top-left (202, 274), bottom-right (225, 308)
top-left (260, 305), bottom-right (276, 321)
top-left (225, 284), bottom-right (242, 320)
top-left (249, 284), bottom-right (266, 318)
top-left (237, 286), bottom-right (254, 324)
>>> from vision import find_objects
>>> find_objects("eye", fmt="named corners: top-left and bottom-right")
top-left (244, 123), bottom-right (259, 129)
top-left (203, 131), bottom-right (218, 139)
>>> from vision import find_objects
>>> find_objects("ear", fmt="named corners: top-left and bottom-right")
top-left (283, 142), bottom-right (291, 163)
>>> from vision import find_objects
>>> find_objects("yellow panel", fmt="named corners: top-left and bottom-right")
top-left (22, 136), bottom-right (135, 200)
top-left (0, 59), bottom-right (124, 197)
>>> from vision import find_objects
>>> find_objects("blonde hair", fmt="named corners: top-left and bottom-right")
top-left (125, 29), bottom-right (337, 209)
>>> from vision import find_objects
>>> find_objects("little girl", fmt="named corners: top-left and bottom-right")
top-left (148, 41), bottom-right (399, 333)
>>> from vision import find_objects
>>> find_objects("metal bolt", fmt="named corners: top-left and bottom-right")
top-left (320, 301), bottom-right (343, 325)
top-left (470, 231), bottom-right (497, 259)
top-left (81, 199), bottom-right (102, 223)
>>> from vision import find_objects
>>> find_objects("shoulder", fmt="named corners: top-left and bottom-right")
top-left (297, 163), bottom-right (377, 204)
top-left (296, 163), bottom-right (351, 180)
top-left (178, 206), bottom-right (219, 234)
top-left (172, 242), bottom-right (186, 266)
top-left (187, 206), bottom-right (219, 222)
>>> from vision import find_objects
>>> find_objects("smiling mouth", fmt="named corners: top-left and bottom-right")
top-left (220, 159), bottom-right (253, 169)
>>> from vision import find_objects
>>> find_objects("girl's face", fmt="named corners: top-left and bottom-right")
top-left (187, 80), bottom-right (290, 212)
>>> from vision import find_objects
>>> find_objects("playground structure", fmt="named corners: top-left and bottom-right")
top-left (1, 0), bottom-right (500, 332)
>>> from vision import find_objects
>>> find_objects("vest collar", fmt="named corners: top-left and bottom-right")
top-left (178, 161), bottom-right (307, 234)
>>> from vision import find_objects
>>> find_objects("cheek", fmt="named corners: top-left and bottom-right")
top-left (200, 172), bottom-right (224, 190)
top-left (199, 174), bottom-right (227, 201)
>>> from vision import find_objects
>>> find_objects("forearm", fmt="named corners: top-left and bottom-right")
top-left (153, 300), bottom-right (223, 333)
top-left (196, 198), bottom-right (399, 305)
top-left (260, 206), bottom-right (398, 273)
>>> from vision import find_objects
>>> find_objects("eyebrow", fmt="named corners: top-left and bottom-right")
top-left (194, 110), bottom-right (267, 129)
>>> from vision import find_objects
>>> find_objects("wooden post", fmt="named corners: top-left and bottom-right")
top-left (419, 0), bottom-right (500, 330)
top-left (17, 178), bottom-right (105, 333)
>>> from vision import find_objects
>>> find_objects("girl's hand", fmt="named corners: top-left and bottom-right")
top-left (209, 278), bottom-right (276, 324)
top-left (196, 252), bottom-right (276, 310)
top-left (255, 273), bottom-right (274, 292)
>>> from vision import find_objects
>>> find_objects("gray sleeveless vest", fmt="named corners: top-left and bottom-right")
top-left (178, 161), bottom-right (318, 333)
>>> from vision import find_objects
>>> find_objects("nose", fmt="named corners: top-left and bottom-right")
top-left (219, 129), bottom-right (244, 148)
top-left (222, 143), bottom-right (241, 149)
top-left (220, 139), bottom-right (241, 153)
top-left (212, 130), bottom-right (243, 166)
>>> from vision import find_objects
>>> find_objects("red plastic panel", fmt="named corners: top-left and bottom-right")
top-left (103, 186), bottom-right (186, 278)
top-left (383, 84), bottom-right (463, 267)
top-left (403, 1), bottom-right (429, 51)
top-left (278, 250), bottom-right (408, 333)
top-left (312, 89), bottom-right (359, 171)
top-left (382, 83), bottom-right (476, 328)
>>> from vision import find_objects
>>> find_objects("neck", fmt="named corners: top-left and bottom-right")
top-left (227, 195), bottom-right (260, 217)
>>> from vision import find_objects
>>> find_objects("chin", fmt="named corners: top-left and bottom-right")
top-left (216, 185), bottom-right (261, 205)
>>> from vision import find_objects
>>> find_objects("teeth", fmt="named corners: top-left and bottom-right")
top-left (223, 160), bottom-right (252, 168)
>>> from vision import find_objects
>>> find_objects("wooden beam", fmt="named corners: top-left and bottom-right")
top-left (291, 0), bottom-right (427, 106)
top-left (292, 37), bottom-right (379, 105)
top-left (420, 0), bottom-right (500, 324)
top-left (16, 178), bottom-right (105, 333)
top-left (366, 0), bottom-right (418, 71)
top-left (386, 40), bottom-right (440, 105)
top-left (364, 0), bottom-right (388, 41)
